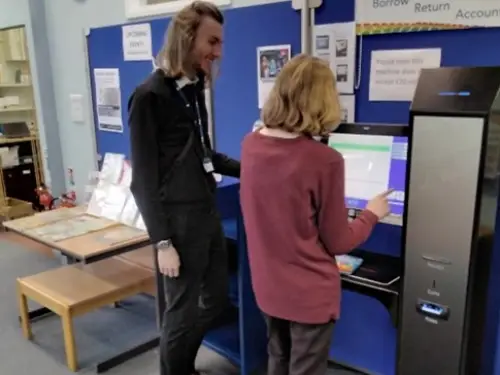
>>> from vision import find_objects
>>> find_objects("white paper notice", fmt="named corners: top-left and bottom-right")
top-left (94, 68), bottom-right (123, 133)
top-left (339, 95), bottom-right (355, 123)
top-left (257, 45), bottom-right (291, 109)
top-left (70, 94), bottom-right (84, 123)
top-left (122, 23), bottom-right (152, 61)
top-left (314, 22), bottom-right (356, 94)
top-left (313, 28), bottom-right (335, 68)
top-left (369, 48), bottom-right (442, 102)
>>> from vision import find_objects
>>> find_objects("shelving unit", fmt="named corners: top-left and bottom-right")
top-left (0, 26), bottom-right (44, 220)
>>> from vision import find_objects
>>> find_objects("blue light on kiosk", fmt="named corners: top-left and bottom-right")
top-left (439, 91), bottom-right (471, 96)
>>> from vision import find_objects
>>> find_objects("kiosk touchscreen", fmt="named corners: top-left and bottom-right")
top-left (324, 124), bottom-right (409, 226)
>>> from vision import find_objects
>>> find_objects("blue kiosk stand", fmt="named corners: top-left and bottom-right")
top-left (154, 178), bottom-right (268, 375)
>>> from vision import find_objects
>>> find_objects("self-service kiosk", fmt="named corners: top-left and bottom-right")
top-left (398, 67), bottom-right (500, 375)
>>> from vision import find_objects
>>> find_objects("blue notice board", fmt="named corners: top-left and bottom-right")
top-left (87, 0), bottom-right (500, 373)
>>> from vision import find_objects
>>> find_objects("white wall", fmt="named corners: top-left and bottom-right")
top-left (43, 0), bottom-right (286, 201)
top-left (0, 0), bottom-right (65, 195)
top-left (0, 0), bottom-right (29, 26)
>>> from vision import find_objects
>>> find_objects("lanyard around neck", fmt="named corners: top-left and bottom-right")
top-left (176, 83), bottom-right (208, 156)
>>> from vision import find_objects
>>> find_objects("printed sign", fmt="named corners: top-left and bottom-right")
top-left (356, 0), bottom-right (500, 34)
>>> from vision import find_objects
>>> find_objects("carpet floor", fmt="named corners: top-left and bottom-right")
top-left (0, 238), bottom-right (356, 375)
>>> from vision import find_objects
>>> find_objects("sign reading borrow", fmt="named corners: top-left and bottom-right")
top-left (356, 0), bottom-right (500, 34)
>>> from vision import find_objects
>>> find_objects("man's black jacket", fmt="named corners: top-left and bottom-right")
top-left (128, 69), bottom-right (240, 243)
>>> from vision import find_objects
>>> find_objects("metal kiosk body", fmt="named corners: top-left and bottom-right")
top-left (398, 67), bottom-right (500, 375)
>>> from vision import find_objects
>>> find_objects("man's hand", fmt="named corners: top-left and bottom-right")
top-left (158, 246), bottom-right (181, 278)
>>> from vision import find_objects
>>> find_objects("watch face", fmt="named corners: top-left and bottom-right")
top-left (158, 240), bottom-right (171, 249)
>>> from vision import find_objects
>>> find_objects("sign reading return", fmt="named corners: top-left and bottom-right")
top-left (356, 0), bottom-right (500, 34)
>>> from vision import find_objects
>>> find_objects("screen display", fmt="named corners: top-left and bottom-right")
top-left (327, 132), bottom-right (407, 225)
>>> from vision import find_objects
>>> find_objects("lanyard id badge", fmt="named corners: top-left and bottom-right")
top-left (203, 157), bottom-right (214, 173)
top-left (176, 83), bottom-right (214, 174)
top-left (194, 99), bottom-right (214, 173)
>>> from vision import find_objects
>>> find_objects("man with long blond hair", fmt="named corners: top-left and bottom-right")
top-left (128, 2), bottom-right (240, 374)
top-left (240, 54), bottom-right (391, 375)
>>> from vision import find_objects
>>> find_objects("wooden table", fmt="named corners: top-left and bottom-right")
top-left (5, 208), bottom-right (157, 372)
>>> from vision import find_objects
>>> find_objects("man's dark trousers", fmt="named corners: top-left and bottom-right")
top-left (159, 203), bottom-right (228, 375)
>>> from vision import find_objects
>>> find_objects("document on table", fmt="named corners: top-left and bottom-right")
top-left (135, 215), bottom-right (147, 232)
top-left (27, 215), bottom-right (115, 242)
top-left (7, 207), bottom-right (85, 231)
top-left (119, 160), bottom-right (132, 187)
top-left (119, 194), bottom-right (139, 227)
top-left (100, 152), bottom-right (125, 184)
top-left (99, 185), bottom-right (130, 222)
top-left (93, 225), bottom-right (146, 246)
top-left (87, 181), bottom-right (109, 217)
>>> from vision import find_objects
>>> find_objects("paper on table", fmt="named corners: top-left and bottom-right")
top-left (99, 185), bottom-right (130, 222)
top-left (93, 226), bottom-right (146, 246)
top-left (120, 195), bottom-right (139, 227)
top-left (100, 153), bottom-right (125, 184)
top-left (87, 181), bottom-right (109, 217)
top-left (135, 215), bottom-right (147, 232)
top-left (119, 160), bottom-right (132, 187)
top-left (28, 215), bottom-right (114, 242)
top-left (7, 208), bottom-right (80, 231)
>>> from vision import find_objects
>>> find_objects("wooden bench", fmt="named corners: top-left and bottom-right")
top-left (118, 246), bottom-right (157, 296)
top-left (17, 257), bottom-right (155, 371)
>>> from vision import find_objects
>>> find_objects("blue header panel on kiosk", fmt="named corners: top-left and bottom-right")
top-left (325, 124), bottom-right (409, 226)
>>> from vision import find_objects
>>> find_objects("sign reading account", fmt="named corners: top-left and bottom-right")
top-left (356, 0), bottom-right (500, 32)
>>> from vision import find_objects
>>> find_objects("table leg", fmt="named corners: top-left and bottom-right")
top-left (17, 286), bottom-right (32, 340)
top-left (95, 337), bottom-right (160, 373)
top-left (18, 306), bottom-right (54, 323)
top-left (62, 311), bottom-right (78, 372)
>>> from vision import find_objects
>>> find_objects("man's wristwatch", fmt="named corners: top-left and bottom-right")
top-left (157, 239), bottom-right (173, 251)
